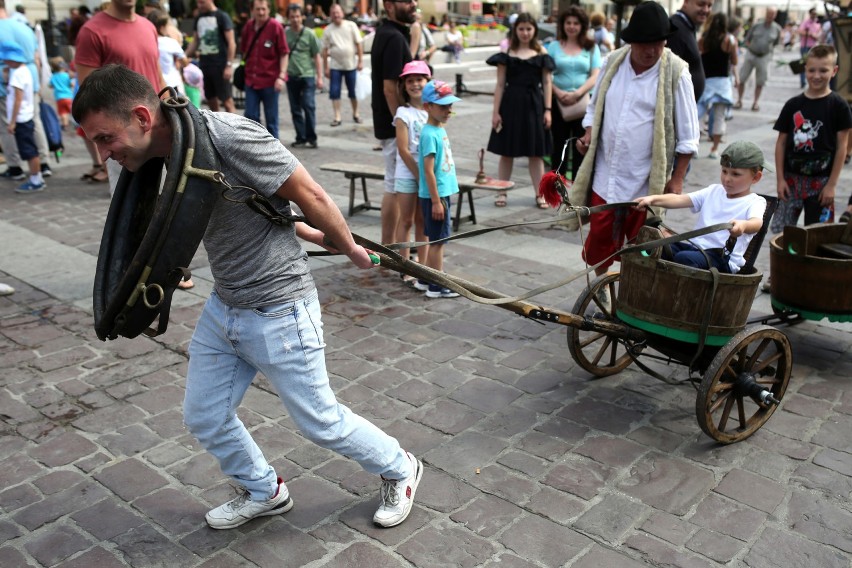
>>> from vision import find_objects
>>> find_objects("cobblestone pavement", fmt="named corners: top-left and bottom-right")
top-left (1, 47), bottom-right (851, 568)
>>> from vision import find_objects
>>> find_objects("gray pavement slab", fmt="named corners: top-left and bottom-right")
top-left (1, 45), bottom-right (851, 568)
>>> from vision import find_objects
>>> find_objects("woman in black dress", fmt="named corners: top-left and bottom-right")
top-left (487, 12), bottom-right (554, 208)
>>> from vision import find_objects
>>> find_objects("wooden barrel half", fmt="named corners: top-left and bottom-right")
top-left (769, 225), bottom-right (852, 319)
top-left (617, 252), bottom-right (762, 345)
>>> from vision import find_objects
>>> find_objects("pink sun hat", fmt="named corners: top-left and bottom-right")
top-left (400, 60), bottom-right (432, 79)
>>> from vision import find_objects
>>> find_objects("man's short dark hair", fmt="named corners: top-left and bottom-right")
top-left (287, 4), bottom-right (302, 13)
top-left (71, 64), bottom-right (161, 124)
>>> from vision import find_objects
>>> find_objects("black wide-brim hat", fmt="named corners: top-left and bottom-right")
top-left (621, 1), bottom-right (677, 44)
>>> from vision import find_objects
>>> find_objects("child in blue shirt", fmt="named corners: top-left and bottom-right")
top-left (2, 41), bottom-right (44, 193)
top-left (49, 58), bottom-right (74, 129)
top-left (416, 80), bottom-right (461, 299)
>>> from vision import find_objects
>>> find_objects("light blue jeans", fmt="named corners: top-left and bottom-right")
top-left (184, 291), bottom-right (412, 501)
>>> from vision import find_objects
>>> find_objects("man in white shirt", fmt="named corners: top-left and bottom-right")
top-left (575, 1), bottom-right (699, 287)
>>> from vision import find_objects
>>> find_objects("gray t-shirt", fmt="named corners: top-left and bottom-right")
top-left (200, 110), bottom-right (314, 308)
top-left (746, 21), bottom-right (782, 57)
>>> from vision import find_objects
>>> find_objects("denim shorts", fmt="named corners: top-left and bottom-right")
top-left (329, 68), bottom-right (357, 100)
top-left (420, 196), bottom-right (452, 240)
top-left (394, 177), bottom-right (418, 194)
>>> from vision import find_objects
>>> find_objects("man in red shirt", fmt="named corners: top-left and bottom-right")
top-left (74, 0), bottom-right (165, 193)
top-left (240, 0), bottom-right (288, 139)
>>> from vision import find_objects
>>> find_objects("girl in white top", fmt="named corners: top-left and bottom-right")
top-left (150, 11), bottom-right (188, 94)
top-left (394, 60), bottom-right (431, 279)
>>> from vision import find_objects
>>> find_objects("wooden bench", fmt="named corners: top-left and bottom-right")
top-left (320, 162), bottom-right (514, 231)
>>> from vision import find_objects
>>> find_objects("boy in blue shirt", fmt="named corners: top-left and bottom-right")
top-left (415, 80), bottom-right (460, 299)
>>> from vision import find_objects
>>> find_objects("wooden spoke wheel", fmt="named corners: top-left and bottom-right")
top-left (567, 272), bottom-right (636, 377)
top-left (696, 325), bottom-right (792, 444)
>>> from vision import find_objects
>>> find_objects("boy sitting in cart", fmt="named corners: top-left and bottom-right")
top-left (634, 141), bottom-right (769, 274)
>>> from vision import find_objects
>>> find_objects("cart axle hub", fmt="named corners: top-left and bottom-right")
top-left (734, 372), bottom-right (780, 405)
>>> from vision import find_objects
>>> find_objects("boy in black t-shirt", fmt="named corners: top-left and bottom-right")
top-left (772, 44), bottom-right (852, 231)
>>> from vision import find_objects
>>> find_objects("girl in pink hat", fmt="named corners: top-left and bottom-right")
top-left (393, 60), bottom-right (432, 284)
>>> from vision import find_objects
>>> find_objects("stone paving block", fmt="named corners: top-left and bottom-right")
top-left (320, 541), bottom-right (404, 567)
top-left (59, 546), bottom-right (128, 568)
top-left (515, 430), bottom-right (575, 462)
top-left (169, 453), bottom-right (223, 493)
top-left (144, 408), bottom-right (188, 440)
top-left (0, 320), bottom-right (67, 347)
top-left (574, 493), bottom-right (649, 544)
top-left (94, 458), bottom-right (170, 501)
top-left (543, 456), bottom-right (615, 500)
top-left (574, 435), bottom-right (648, 469)
top-left (626, 425), bottom-right (684, 453)
top-left (741, 447), bottom-right (798, 481)
top-left (32, 469), bottom-right (86, 495)
top-left (283, 476), bottom-right (359, 529)
top-left (71, 403), bottom-right (147, 435)
top-left (713, 468), bottom-right (786, 514)
top-left (781, 393), bottom-right (834, 419)
top-left (748, 430), bottom-right (817, 461)
top-left (0, 546), bottom-right (36, 567)
top-left (386, 378), bottom-right (444, 407)
top-left (39, 400), bottom-right (86, 421)
top-left (22, 386), bottom-right (65, 409)
top-left (473, 465), bottom-right (540, 503)
top-left (534, 414), bottom-right (589, 443)
top-left (127, 384), bottom-right (186, 416)
top-left (431, 317), bottom-right (495, 341)
top-left (618, 453), bottom-right (715, 516)
top-left (415, 336), bottom-right (475, 364)
top-left (500, 513), bottom-right (593, 566)
top-left (112, 524), bottom-right (198, 567)
top-left (481, 552), bottom-right (542, 568)
top-left (497, 450), bottom-right (550, 478)
top-left (0, 482), bottom-right (40, 515)
top-left (24, 523), bottom-right (93, 566)
top-left (425, 431), bottom-right (508, 480)
top-left (451, 357), bottom-right (522, 386)
top-left (416, 467), bottom-right (479, 514)
top-left (525, 486), bottom-right (586, 525)
top-left (787, 489), bottom-right (852, 553)
top-left (791, 461), bottom-right (852, 502)
top-left (73, 452), bottom-right (112, 473)
top-left (558, 397), bottom-right (647, 435)
top-left (573, 544), bottom-right (651, 568)
top-left (315, 457), bottom-right (361, 486)
top-left (71, 498), bottom-right (147, 540)
top-left (691, 493), bottom-right (767, 542)
top-left (475, 406), bottom-right (539, 440)
top-left (512, 367), bottom-right (570, 395)
top-left (13, 479), bottom-right (108, 530)
top-left (285, 443), bottom-right (334, 470)
top-left (0, 390), bottom-right (39, 423)
top-left (639, 511), bottom-right (697, 547)
top-left (449, 376), bottom-right (523, 414)
top-left (0, 518), bottom-right (22, 543)
top-left (31, 346), bottom-right (99, 373)
top-left (812, 415), bottom-right (852, 454)
top-left (339, 498), bottom-right (433, 546)
top-left (743, 527), bottom-right (848, 568)
top-left (397, 524), bottom-right (497, 568)
top-left (27, 430), bottom-right (97, 467)
top-left (624, 533), bottom-right (714, 568)
top-left (685, 527), bottom-right (743, 563)
top-left (450, 494), bottom-right (525, 538)
top-left (143, 442), bottom-right (193, 468)
top-left (178, 525), bottom-right (239, 558)
top-left (763, 409), bottom-right (818, 441)
top-left (134, 487), bottom-right (209, 536)
top-left (409, 399), bottom-right (485, 435)
top-left (308, 521), bottom-right (359, 547)
top-left (99, 424), bottom-right (164, 457)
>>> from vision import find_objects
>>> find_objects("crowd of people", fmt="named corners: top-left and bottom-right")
top-left (2, 0), bottom-right (852, 539)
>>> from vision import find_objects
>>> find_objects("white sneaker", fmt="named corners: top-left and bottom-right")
top-left (205, 476), bottom-right (293, 530)
top-left (0, 283), bottom-right (14, 296)
top-left (373, 451), bottom-right (423, 528)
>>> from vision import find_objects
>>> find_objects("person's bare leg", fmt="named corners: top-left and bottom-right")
top-left (496, 155), bottom-right (513, 204)
top-left (350, 97), bottom-right (359, 120)
top-left (223, 98), bottom-right (236, 113)
top-left (413, 205), bottom-right (428, 263)
top-left (753, 85), bottom-right (763, 107)
top-left (381, 192), bottom-right (399, 245)
top-left (208, 97), bottom-right (221, 112)
top-left (332, 99), bottom-right (341, 122)
top-left (736, 81), bottom-right (745, 107)
top-left (529, 157), bottom-right (545, 195)
top-left (395, 193), bottom-right (418, 263)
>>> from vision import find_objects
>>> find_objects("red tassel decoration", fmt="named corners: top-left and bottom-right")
top-left (538, 171), bottom-right (570, 208)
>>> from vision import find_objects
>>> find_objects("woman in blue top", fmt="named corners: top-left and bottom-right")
top-left (546, 6), bottom-right (600, 182)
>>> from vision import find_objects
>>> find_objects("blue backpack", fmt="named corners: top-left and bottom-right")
top-left (39, 101), bottom-right (63, 161)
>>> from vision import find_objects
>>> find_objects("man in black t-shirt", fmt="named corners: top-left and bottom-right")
top-left (667, 0), bottom-right (713, 100)
top-left (370, 0), bottom-right (414, 246)
top-left (185, 0), bottom-right (237, 113)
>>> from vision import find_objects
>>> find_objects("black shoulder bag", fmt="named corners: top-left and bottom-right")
top-left (234, 19), bottom-right (269, 91)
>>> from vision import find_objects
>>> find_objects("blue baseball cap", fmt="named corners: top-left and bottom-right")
top-left (0, 41), bottom-right (27, 64)
top-left (422, 80), bottom-right (461, 105)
